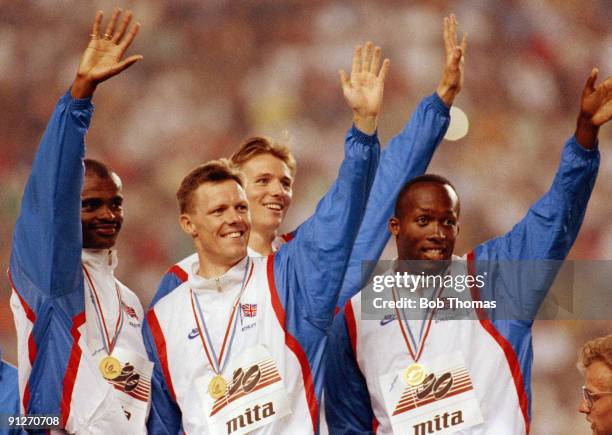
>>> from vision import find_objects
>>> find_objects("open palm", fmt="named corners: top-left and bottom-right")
top-left (340, 42), bottom-right (390, 119)
top-left (581, 68), bottom-right (612, 127)
top-left (73, 8), bottom-right (142, 97)
top-left (436, 14), bottom-right (467, 106)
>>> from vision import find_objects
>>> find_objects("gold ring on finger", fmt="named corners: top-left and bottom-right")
top-left (103, 33), bottom-right (112, 40)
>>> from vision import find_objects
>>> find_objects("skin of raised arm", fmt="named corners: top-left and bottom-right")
top-left (71, 8), bottom-right (143, 99)
top-left (436, 14), bottom-right (467, 107)
top-left (575, 68), bottom-right (612, 149)
top-left (339, 41), bottom-right (390, 135)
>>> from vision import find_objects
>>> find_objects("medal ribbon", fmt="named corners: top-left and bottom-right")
top-left (391, 270), bottom-right (447, 362)
top-left (190, 258), bottom-right (253, 375)
top-left (83, 264), bottom-right (124, 356)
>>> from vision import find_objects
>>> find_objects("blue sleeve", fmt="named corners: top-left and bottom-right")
top-left (7, 92), bottom-right (93, 422)
top-left (143, 318), bottom-right (183, 435)
top-left (474, 136), bottom-right (600, 317)
top-left (10, 91), bottom-right (93, 312)
top-left (0, 359), bottom-right (22, 435)
top-left (471, 136), bottom-right (599, 421)
top-left (150, 271), bottom-right (185, 308)
top-left (272, 125), bottom-right (380, 332)
top-left (338, 93), bottom-right (450, 306)
top-left (325, 309), bottom-right (374, 435)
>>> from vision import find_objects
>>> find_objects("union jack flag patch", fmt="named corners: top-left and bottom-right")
top-left (241, 303), bottom-right (257, 318)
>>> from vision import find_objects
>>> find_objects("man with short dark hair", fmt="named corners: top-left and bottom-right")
top-left (143, 41), bottom-right (388, 434)
top-left (578, 334), bottom-right (612, 435)
top-left (325, 66), bottom-right (612, 434)
top-left (151, 137), bottom-right (299, 308)
top-left (175, 159), bottom-right (246, 214)
top-left (9, 9), bottom-right (151, 434)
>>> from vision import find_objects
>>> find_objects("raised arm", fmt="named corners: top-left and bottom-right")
top-left (477, 69), bottom-right (610, 262)
top-left (338, 15), bottom-right (467, 306)
top-left (9, 9), bottom-right (143, 425)
top-left (272, 42), bottom-right (387, 331)
top-left (474, 69), bottom-right (610, 318)
top-left (10, 8), bottom-right (142, 311)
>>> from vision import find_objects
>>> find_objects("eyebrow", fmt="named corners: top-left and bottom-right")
top-left (207, 204), bottom-right (227, 213)
top-left (82, 194), bottom-right (123, 200)
top-left (414, 207), bottom-right (457, 214)
top-left (254, 172), bottom-right (293, 180)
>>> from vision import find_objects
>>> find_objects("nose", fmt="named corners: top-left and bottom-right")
top-left (578, 399), bottom-right (590, 414)
top-left (227, 207), bottom-right (245, 225)
top-left (427, 222), bottom-right (446, 240)
top-left (269, 179), bottom-right (284, 197)
top-left (99, 205), bottom-right (117, 220)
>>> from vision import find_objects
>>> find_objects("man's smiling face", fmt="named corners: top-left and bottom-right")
top-left (81, 173), bottom-right (124, 249)
top-left (184, 179), bottom-right (251, 268)
top-left (389, 181), bottom-right (460, 264)
top-left (240, 153), bottom-right (293, 235)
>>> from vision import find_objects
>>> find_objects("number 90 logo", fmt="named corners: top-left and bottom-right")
top-left (415, 372), bottom-right (453, 400)
top-left (228, 364), bottom-right (262, 396)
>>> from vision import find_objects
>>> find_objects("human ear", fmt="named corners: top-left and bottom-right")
top-left (388, 217), bottom-right (400, 236)
top-left (180, 214), bottom-right (197, 237)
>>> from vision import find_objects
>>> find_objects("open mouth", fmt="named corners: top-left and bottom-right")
top-left (93, 225), bottom-right (119, 236)
top-left (421, 247), bottom-right (446, 259)
top-left (263, 202), bottom-right (284, 212)
top-left (221, 230), bottom-right (245, 239)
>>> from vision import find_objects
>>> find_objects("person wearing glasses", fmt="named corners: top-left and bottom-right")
top-left (578, 334), bottom-right (612, 435)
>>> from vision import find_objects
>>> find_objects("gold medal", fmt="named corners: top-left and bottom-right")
top-left (403, 363), bottom-right (427, 386)
top-left (99, 355), bottom-right (122, 380)
top-left (208, 374), bottom-right (228, 399)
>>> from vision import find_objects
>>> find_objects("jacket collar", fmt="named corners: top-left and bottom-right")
top-left (82, 249), bottom-right (118, 273)
top-left (189, 256), bottom-right (249, 294)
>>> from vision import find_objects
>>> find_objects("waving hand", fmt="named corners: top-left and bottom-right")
top-left (576, 68), bottom-right (612, 149)
top-left (340, 42), bottom-right (390, 135)
top-left (436, 14), bottom-right (467, 106)
top-left (71, 8), bottom-right (143, 99)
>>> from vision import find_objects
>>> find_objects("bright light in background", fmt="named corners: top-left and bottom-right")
top-left (445, 106), bottom-right (469, 141)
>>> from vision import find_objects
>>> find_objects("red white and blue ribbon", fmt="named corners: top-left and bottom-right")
top-left (83, 264), bottom-right (124, 357)
top-left (190, 258), bottom-right (253, 375)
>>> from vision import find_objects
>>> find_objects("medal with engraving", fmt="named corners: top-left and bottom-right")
top-left (83, 265), bottom-right (125, 380)
top-left (99, 355), bottom-right (122, 380)
top-left (403, 362), bottom-right (427, 386)
top-left (208, 374), bottom-right (228, 400)
top-left (190, 258), bottom-right (253, 399)
top-left (391, 270), bottom-right (447, 386)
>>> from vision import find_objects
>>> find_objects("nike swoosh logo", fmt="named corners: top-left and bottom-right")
top-left (188, 328), bottom-right (199, 339)
top-left (380, 315), bottom-right (397, 326)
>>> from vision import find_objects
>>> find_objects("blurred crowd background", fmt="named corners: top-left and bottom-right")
top-left (1, 0), bottom-right (610, 433)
